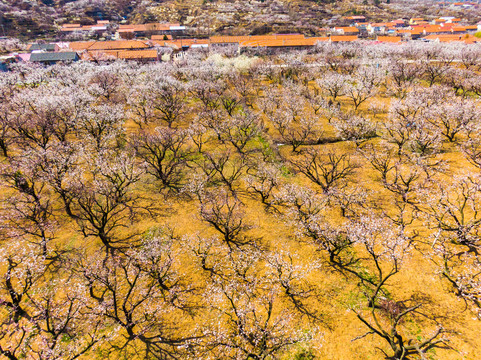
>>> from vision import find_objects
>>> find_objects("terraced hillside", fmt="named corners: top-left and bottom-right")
top-left (0, 0), bottom-right (456, 39)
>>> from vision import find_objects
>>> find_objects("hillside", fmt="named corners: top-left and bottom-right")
top-left (1, 0), bottom-right (475, 40)
top-left (1, 42), bottom-right (481, 359)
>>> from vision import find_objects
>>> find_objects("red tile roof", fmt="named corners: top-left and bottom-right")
top-left (153, 38), bottom-right (209, 49)
top-left (376, 36), bottom-right (402, 43)
top-left (67, 41), bottom-right (97, 51)
top-left (424, 34), bottom-right (479, 43)
top-left (62, 23), bottom-right (81, 28)
top-left (422, 25), bottom-right (451, 34)
top-left (82, 49), bottom-right (159, 60)
top-left (89, 40), bottom-right (149, 50)
top-left (116, 50), bottom-right (159, 59)
top-left (371, 22), bottom-right (395, 27)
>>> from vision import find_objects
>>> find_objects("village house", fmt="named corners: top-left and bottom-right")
top-left (81, 49), bottom-right (160, 62)
top-left (392, 19), bottom-right (406, 27)
top-left (420, 25), bottom-right (454, 36)
top-left (367, 22), bottom-right (395, 35)
top-left (30, 52), bottom-right (79, 65)
top-left (116, 23), bottom-right (185, 39)
top-left (60, 21), bottom-right (185, 40)
top-left (342, 15), bottom-right (366, 26)
top-left (375, 36), bottom-right (402, 43)
top-left (345, 15), bottom-right (366, 22)
top-left (67, 40), bottom-right (150, 52)
top-left (409, 18), bottom-right (426, 25)
top-left (59, 20), bottom-right (109, 36)
top-left (210, 34), bottom-right (305, 52)
top-left (239, 37), bottom-right (329, 54)
top-left (424, 34), bottom-right (479, 43)
top-left (153, 38), bottom-right (210, 52)
top-left (439, 17), bottom-right (461, 24)
top-left (394, 28), bottom-right (423, 40)
top-left (66, 40), bottom-right (159, 61)
top-left (331, 27), bottom-right (359, 36)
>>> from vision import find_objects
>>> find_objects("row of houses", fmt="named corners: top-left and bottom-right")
top-left (334, 16), bottom-right (480, 40)
top-left (445, 2), bottom-right (478, 10)
top-left (7, 35), bottom-right (391, 65)
top-left (59, 17), bottom-right (479, 45)
top-left (45, 35), bottom-right (407, 62)
top-left (18, 42), bottom-right (160, 64)
top-left (5, 30), bottom-right (480, 67)
top-left (59, 20), bottom-right (186, 39)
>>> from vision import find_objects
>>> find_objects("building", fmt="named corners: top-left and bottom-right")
top-left (343, 15), bottom-right (366, 25)
top-left (423, 34), bottom-right (480, 43)
top-left (153, 38), bottom-right (210, 52)
top-left (30, 52), bottom-right (79, 65)
top-left (81, 49), bottom-right (160, 62)
top-left (409, 18), bottom-right (426, 25)
top-left (376, 36), bottom-right (402, 43)
top-left (210, 34), bottom-right (305, 52)
top-left (392, 19), bottom-right (406, 27)
top-left (59, 20), bottom-right (109, 36)
top-left (67, 40), bottom-right (150, 53)
top-left (421, 25), bottom-right (454, 35)
top-left (116, 23), bottom-right (185, 39)
top-left (367, 22), bottom-right (395, 35)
